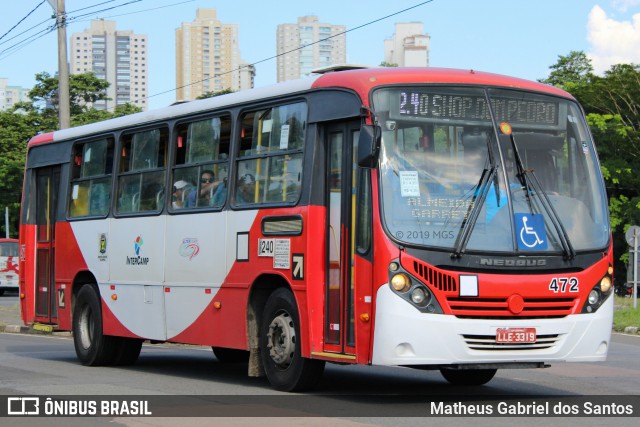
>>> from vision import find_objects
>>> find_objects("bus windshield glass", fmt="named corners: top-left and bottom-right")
top-left (372, 86), bottom-right (609, 254)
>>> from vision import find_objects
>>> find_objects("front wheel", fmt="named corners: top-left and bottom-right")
top-left (260, 288), bottom-right (324, 391)
top-left (72, 284), bottom-right (117, 366)
top-left (440, 368), bottom-right (497, 386)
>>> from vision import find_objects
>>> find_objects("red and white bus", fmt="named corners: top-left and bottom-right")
top-left (19, 67), bottom-right (613, 391)
top-left (0, 238), bottom-right (19, 296)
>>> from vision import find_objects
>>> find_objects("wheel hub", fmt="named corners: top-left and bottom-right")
top-left (266, 311), bottom-right (295, 368)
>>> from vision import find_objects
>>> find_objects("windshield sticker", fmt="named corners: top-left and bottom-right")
top-left (514, 213), bottom-right (547, 250)
top-left (399, 171), bottom-right (420, 197)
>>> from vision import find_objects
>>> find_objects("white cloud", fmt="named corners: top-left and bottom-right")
top-left (611, 0), bottom-right (640, 12)
top-left (587, 5), bottom-right (640, 73)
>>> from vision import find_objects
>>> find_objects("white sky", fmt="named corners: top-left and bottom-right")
top-left (1, 0), bottom-right (639, 110)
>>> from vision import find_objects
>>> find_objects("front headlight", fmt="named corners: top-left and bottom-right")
top-left (600, 276), bottom-right (612, 293)
top-left (581, 267), bottom-right (613, 313)
top-left (391, 273), bottom-right (411, 293)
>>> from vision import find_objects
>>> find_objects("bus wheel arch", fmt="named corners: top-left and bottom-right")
top-left (246, 274), bottom-right (290, 378)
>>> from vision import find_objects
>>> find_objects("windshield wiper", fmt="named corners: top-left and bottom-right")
top-left (451, 165), bottom-right (497, 258)
top-left (508, 134), bottom-right (576, 260)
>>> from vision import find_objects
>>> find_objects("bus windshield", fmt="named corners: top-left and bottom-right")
top-left (372, 86), bottom-right (610, 254)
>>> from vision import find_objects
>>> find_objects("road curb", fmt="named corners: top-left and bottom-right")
top-left (1, 323), bottom-right (54, 335)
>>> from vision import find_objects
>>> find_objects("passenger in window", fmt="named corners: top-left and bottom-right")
top-left (211, 177), bottom-right (227, 206)
top-left (172, 180), bottom-right (191, 209)
top-left (198, 170), bottom-right (226, 206)
top-left (236, 173), bottom-right (256, 205)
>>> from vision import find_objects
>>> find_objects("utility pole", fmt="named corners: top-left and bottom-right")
top-left (47, 0), bottom-right (70, 129)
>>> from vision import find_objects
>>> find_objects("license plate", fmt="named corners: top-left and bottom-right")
top-left (496, 327), bottom-right (536, 343)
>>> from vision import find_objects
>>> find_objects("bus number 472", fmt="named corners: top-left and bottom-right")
top-left (548, 277), bottom-right (579, 293)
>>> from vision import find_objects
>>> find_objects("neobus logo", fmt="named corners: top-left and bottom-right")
top-left (126, 236), bottom-right (149, 266)
top-left (479, 258), bottom-right (547, 267)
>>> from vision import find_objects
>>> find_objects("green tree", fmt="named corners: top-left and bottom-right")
top-left (0, 72), bottom-right (142, 237)
top-left (26, 71), bottom-right (110, 116)
top-left (539, 50), bottom-right (593, 90)
top-left (542, 52), bottom-right (640, 282)
top-left (379, 61), bottom-right (398, 67)
top-left (196, 88), bottom-right (234, 99)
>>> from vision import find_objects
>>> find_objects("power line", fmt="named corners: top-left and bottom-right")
top-left (0, 0), bottom-right (146, 60)
top-left (70, 0), bottom-right (195, 23)
top-left (147, 0), bottom-right (435, 102)
top-left (0, 0), bottom-right (47, 42)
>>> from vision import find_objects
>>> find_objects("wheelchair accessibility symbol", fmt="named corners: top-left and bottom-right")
top-left (514, 213), bottom-right (547, 250)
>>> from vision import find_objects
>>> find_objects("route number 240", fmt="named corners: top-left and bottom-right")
top-left (548, 277), bottom-right (579, 293)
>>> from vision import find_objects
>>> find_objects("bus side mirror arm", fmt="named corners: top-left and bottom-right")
top-left (358, 124), bottom-right (381, 168)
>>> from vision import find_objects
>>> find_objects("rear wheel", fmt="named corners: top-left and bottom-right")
top-left (212, 347), bottom-right (249, 363)
top-left (260, 288), bottom-right (324, 391)
top-left (112, 337), bottom-right (143, 366)
top-left (73, 284), bottom-right (117, 366)
top-left (439, 368), bottom-right (497, 386)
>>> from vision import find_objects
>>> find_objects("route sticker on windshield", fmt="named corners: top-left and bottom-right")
top-left (514, 213), bottom-right (547, 251)
top-left (399, 170), bottom-right (420, 197)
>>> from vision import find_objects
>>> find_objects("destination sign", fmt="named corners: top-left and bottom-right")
top-left (392, 91), bottom-right (559, 126)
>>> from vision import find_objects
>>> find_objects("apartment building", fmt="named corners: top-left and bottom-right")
top-left (176, 8), bottom-right (254, 101)
top-left (70, 19), bottom-right (148, 111)
top-left (0, 78), bottom-right (29, 111)
top-left (383, 22), bottom-right (430, 67)
top-left (276, 16), bottom-right (346, 82)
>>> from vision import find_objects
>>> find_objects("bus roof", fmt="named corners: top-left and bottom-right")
top-left (28, 67), bottom-right (572, 148)
top-left (311, 67), bottom-right (573, 102)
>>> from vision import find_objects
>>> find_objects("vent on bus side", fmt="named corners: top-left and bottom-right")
top-left (412, 261), bottom-right (458, 292)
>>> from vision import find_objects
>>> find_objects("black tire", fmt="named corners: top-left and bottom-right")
top-left (260, 288), bottom-right (325, 392)
top-left (72, 284), bottom-right (117, 366)
top-left (112, 337), bottom-right (143, 366)
top-left (212, 347), bottom-right (249, 363)
top-left (439, 368), bottom-right (497, 386)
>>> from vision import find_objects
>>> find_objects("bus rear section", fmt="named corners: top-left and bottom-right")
top-left (0, 238), bottom-right (19, 296)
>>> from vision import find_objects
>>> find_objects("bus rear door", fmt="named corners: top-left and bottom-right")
top-left (33, 166), bottom-right (60, 324)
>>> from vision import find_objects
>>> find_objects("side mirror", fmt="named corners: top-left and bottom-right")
top-left (358, 124), bottom-right (381, 168)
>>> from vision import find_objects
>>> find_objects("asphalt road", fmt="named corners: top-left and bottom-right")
top-left (0, 331), bottom-right (639, 426)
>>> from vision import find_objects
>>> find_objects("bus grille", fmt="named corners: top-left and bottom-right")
top-left (447, 297), bottom-right (576, 318)
top-left (462, 334), bottom-right (560, 351)
top-left (412, 261), bottom-right (458, 292)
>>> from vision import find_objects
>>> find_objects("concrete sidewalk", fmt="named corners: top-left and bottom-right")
top-left (0, 292), bottom-right (58, 335)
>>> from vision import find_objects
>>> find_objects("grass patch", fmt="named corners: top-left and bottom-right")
top-left (613, 296), bottom-right (640, 332)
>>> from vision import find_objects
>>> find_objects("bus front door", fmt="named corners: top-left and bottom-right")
top-left (324, 122), bottom-right (373, 361)
top-left (34, 166), bottom-right (60, 324)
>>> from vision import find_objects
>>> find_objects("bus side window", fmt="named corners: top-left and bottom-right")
top-left (235, 102), bottom-right (306, 206)
top-left (68, 137), bottom-right (114, 218)
top-left (117, 128), bottom-right (168, 214)
top-left (172, 115), bottom-right (231, 211)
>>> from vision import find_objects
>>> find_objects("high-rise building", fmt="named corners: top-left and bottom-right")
top-left (276, 16), bottom-right (346, 82)
top-left (176, 9), bottom-right (253, 101)
top-left (0, 78), bottom-right (29, 111)
top-left (383, 22), bottom-right (430, 67)
top-left (70, 20), bottom-right (148, 111)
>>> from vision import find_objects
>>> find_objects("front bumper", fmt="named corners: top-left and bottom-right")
top-left (372, 285), bottom-right (612, 366)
